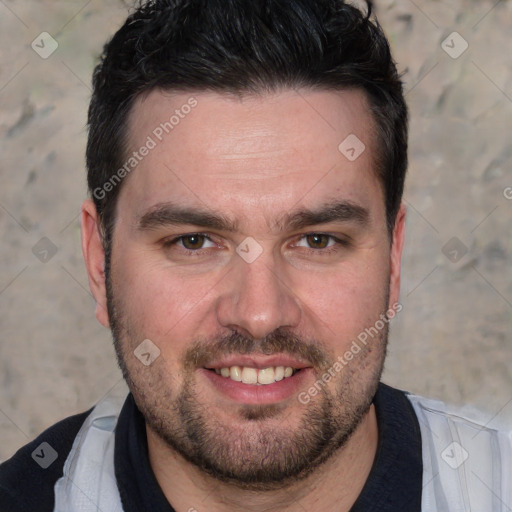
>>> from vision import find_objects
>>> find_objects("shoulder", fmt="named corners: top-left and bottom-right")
top-left (406, 391), bottom-right (512, 465)
top-left (405, 392), bottom-right (512, 509)
top-left (406, 391), bottom-right (512, 438)
top-left (0, 408), bottom-right (92, 512)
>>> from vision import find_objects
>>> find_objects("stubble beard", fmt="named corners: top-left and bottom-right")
top-left (105, 267), bottom-right (388, 490)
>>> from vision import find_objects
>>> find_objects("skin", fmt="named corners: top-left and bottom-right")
top-left (81, 88), bottom-right (406, 512)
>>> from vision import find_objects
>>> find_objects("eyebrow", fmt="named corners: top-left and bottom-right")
top-left (138, 203), bottom-right (238, 232)
top-left (137, 199), bottom-right (369, 233)
top-left (275, 200), bottom-right (369, 231)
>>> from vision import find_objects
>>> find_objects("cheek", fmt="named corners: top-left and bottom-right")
top-left (298, 258), bottom-right (389, 348)
top-left (111, 250), bottom-right (220, 345)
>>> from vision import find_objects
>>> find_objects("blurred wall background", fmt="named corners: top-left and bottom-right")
top-left (0, 0), bottom-right (511, 462)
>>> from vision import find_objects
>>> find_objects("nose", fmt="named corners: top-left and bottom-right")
top-left (215, 254), bottom-right (302, 340)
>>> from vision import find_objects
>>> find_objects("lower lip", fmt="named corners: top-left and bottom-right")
top-left (199, 368), bottom-right (313, 405)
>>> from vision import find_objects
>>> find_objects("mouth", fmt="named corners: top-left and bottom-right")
top-left (200, 355), bottom-right (313, 405)
top-left (206, 365), bottom-right (300, 385)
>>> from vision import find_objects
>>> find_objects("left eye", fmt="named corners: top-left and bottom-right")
top-left (175, 234), bottom-right (216, 250)
top-left (296, 234), bottom-right (336, 250)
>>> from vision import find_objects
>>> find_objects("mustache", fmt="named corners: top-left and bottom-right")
top-left (183, 328), bottom-right (331, 371)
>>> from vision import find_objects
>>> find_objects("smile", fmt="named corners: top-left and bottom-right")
top-left (208, 366), bottom-right (299, 385)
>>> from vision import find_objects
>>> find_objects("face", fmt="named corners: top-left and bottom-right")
top-left (83, 88), bottom-right (405, 489)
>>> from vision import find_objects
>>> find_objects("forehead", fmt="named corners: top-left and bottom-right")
top-left (119, 88), bottom-right (382, 228)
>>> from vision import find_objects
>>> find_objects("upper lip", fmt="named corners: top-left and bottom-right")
top-left (203, 354), bottom-right (312, 370)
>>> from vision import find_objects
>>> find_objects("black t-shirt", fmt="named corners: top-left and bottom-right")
top-left (0, 382), bottom-right (423, 511)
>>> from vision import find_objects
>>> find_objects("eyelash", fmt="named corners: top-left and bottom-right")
top-left (162, 233), bottom-right (217, 256)
top-left (162, 232), bottom-right (350, 256)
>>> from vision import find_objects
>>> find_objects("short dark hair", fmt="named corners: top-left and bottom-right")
top-left (87, 0), bottom-right (407, 256)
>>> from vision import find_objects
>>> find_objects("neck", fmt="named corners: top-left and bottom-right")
top-left (146, 404), bottom-right (378, 512)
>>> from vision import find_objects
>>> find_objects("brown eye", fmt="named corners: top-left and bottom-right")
top-left (305, 234), bottom-right (331, 249)
top-left (180, 234), bottom-right (207, 250)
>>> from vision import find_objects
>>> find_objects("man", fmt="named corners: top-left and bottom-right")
top-left (1, 0), bottom-right (510, 510)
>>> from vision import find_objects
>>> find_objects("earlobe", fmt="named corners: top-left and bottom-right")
top-left (388, 203), bottom-right (406, 309)
top-left (81, 199), bottom-right (110, 328)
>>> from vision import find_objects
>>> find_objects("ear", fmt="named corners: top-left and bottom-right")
top-left (388, 202), bottom-right (406, 309)
top-left (81, 199), bottom-right (110, 327)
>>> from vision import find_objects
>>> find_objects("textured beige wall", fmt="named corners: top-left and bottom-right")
top-left (0, 0), bottom-right (511, 462)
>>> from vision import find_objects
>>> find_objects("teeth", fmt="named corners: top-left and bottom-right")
top-left (274, 366), bottom-right (285, 381)
top-left (230, 366), bottom-right (242, 382)
top-left (213, 365), bottom-right (297, 385)
top-left (257, 367), bottom-right (275, 385)
top-left (241, 367), bottom-right (258, 384)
